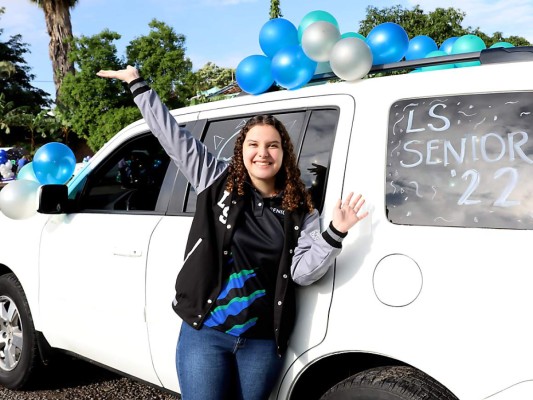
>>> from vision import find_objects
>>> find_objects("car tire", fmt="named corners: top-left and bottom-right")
top-left (320, 365), bottom-right (459, 400)
top-left (0, 273), bottom-right (39, 389)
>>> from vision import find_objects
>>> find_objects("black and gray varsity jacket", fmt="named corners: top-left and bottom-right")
top-left (130, 79), bottom-right (346, 355)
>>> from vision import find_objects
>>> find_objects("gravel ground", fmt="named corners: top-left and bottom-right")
top-left (0, 358), bottom-right (180, 400)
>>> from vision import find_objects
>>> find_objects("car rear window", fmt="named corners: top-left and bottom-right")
top-left (386, 92), bottom-right (533, 229)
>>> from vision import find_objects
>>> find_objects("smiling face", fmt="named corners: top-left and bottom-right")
top-left (242, 124), bottom-right (284, 196)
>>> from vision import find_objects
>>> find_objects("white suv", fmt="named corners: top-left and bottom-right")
top-left (1, 47), bottom-right (533, 400)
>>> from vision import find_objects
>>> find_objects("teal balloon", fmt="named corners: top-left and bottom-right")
top-left (420, 50), bottom-right (455, 71)
top-left (298, 10), bottom-right (338, 42)
top-left (366, 22), bottom-right (409, 65)
top-left (440, 37), bottom-right (458, 55)
top-left (451, 34), bottom-right (486, 67)
top-left (259, 18), bottom-right (299, 58)
top-left (341, 32), bottom-right (365, 41)
top-left (405, 35), bottom-right (437, 61)
top-left (271, 45), bottom-right (317, 90)
top-left (490, 41), bottom-right (514, 48)
top-left (17, 162), bottom-right (39, 182)
top-left (236, 55), bottom-right (274, 95)
top-left (33, 142), bottom-right (76, 185)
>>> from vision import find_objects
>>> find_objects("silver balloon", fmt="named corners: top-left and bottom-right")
top-left (301, 21), bottom-right (340, 62)
top-left (330, 37), bottom-right (373, 81)
top-left (0, 179), bottom-right (40, 220)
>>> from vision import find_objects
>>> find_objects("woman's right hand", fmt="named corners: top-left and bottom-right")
top-left (96, 65), bottom-right (140, 83)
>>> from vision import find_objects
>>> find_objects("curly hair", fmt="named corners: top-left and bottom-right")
top-left (225, 115), bottom-right (313, 213)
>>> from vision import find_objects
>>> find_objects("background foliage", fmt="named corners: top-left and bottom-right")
top-left (1, 5), bottom-right (531, 155)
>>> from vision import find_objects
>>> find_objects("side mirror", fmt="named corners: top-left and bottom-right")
top-left (37, 184), bottom-right (68, 214)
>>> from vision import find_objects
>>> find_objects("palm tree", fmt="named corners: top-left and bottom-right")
top-left (270, 0), bottom-right (282, 19)
top-left (30, 0), bottom-right (78, 99)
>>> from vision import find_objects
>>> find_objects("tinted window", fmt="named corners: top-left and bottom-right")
top-left (184, 112), bottom-right (307, 212)
top-left (77, 133), bottom-right (170, 212)
top-left (386, 92), bottom-right (533, 229)
top-left (300, 109), bottom-right (339, 212)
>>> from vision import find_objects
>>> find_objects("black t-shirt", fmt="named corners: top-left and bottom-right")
top-left (203, 189), bottom-right (285, 338)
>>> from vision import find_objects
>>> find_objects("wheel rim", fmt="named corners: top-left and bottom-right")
top-left (0, 295), bottom-right (23, 371)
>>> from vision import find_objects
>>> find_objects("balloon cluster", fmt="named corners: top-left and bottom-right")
top-left (0, 161), bottom-right (14, 180)
top-left (0, 150), bottom-right (15, 180)
top-left (237, 10), bottom-right (374, 95)
top-left (236, 10), bottom-right (516, 94)
top-left (0, 142), bottom-right (76, 220)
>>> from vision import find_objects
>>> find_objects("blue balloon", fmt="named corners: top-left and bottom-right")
top-left (440, 37), bottom-right (458, 55)
top-left (298, 10), bottom-right (338, 42)
top-left (259, 18), bottom-right (299, 58)
top-left (271, 45), bottom-right (317, 90)
top-left (236, 55), bottom-right (274, 95)
top-left (0, 150), bottom-right (7, 164)
top-left (405, 35), bottom-right (438, 61)
top-left (366, 22), bottom-right (409, 65)
top-left (33, 142), bottom-right (76, 185)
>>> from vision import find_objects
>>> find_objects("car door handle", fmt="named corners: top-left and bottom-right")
top-left (112, 246), bottom-right (143, 257)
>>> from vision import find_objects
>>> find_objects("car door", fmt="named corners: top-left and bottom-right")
top-left (145, 96), bottom-right (354, 392)
top-left (39, 131), bottom-right (173, 386)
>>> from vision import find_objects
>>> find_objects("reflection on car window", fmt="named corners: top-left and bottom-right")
top-left (79, 133), bottom-right (170, 212)
top-left (299, 109), bottom-right (338, 212)
top-left (386, 92), bottom-right (533, 229)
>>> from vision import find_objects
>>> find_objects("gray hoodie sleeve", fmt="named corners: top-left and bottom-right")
top-left (130, 79), bottom-right (227, 193)
top-left (291, 210), bottom-right (346, 286)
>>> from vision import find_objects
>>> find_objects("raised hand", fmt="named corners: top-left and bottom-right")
top-left (96, 65), bottom-right (140, 83)
top-left (331, 192), bottom-right (368, 233)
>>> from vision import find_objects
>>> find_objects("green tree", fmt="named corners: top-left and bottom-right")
top-left (126, 19), bottom-right (195, 109)
top-left (0, 8), bottom-right (51, 146)
top-left (0, 93), bottom-right (26, 135)
top-left (0, 9), bottom-right (50, 112)
top-left (270, 0), bottom-right (282, 19)
top-left (16, 109), bottom-right (61, 153)
top-left (359, 5), bottom-right (530, 47)
top-left (0, 61), bottom-right (15, 77)
top-left (59, 30), bottom-right (140, 151)
top-left (30, 0), bottom-right (78, 98)
top-left (194, 62), bottom-right (234, 92)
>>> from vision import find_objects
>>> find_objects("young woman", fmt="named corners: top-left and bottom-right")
top-left (97, 66), bottom-right (368, 400)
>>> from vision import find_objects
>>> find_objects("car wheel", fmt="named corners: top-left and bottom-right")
top-left (320, 366), bottom-right (458, 400)
top-left (0, 273), bottom-right (39, 389)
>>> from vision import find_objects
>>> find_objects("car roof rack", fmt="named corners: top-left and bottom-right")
top-left (311, 45), bottom-right (533, 82)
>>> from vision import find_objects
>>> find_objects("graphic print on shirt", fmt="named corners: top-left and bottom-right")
top-left (203, 263), bottom-right (266, 336)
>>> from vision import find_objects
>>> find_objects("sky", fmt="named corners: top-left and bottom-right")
top-left (1, 0), bottom-right (533, 101)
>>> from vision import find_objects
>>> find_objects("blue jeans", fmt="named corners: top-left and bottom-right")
top-left (176, 322), bottom-right (283, 400)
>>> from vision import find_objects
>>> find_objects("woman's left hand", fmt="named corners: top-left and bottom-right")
top-left (331, 192), bottom-right (368, 233)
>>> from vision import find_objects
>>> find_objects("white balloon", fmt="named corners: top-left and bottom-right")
top-left (330, 37), bottom-right (373, 81)
top-left (0, 179), bottom-right (40, 220)
top-left (301, 21), bottom-right (340, 62)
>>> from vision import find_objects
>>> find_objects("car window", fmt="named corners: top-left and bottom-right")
top-left (76, 133), bottom-right (170, 213)
top-left (386, 92), bottom-right (533, 229)
top-left (183, 112), bottom-right (307, 213)
top-left (299, 109), bottom-right (339, 212)
top-left (179, 109), bottom-right (339, 214)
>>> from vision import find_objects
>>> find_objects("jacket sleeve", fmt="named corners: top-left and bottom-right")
top-left (130, 79), bottom-right (227, 193)
top-left (290, 210), bottom-right (347, 286)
